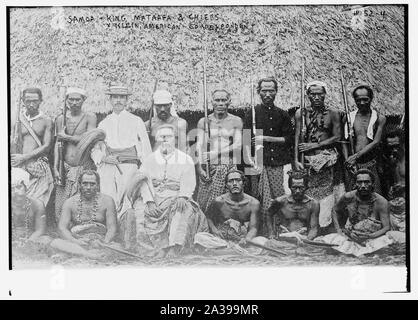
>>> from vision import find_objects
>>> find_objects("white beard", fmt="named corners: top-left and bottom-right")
top-left (160, 143), bottom-right (175, 155)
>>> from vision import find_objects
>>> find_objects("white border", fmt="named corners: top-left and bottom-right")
top-left (1, 0), bottom-right (415, 299)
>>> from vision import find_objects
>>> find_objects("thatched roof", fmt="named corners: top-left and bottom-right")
top-left (9, 5), bottom-right (405, 117)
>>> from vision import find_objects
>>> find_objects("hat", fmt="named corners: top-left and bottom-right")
top-left (153, 90), bottom-right (172, 104)
top-left (11, 167), bottom-right (30, 188)
top-left (66, 87), bottom-right (87, 97)
top-left (306, 80), bottom-right (328, 94)
top-left (105, 85), bottom-right (132, 96)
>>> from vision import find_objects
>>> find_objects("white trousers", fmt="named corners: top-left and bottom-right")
top-left (97, 162), bottom-right (138, 217)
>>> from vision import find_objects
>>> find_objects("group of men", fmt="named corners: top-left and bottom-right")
top-left (10, 77), bottom-right (406, 260)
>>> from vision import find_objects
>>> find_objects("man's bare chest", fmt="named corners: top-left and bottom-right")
top-left (353, 115), bottom-right (371, 135)
top-left (22, 119), bottom-right (46, 138)
top-left (280, 203), bottom-right (310, 220)
top-left (65, 116), bottom-right (88, 135)
top-left (220, 203), bottom-right (251, 222)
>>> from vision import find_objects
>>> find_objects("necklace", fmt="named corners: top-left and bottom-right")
top-left (306, 107), bottom-right (328, 143)
top-left (349, 194), bottom-right (375, 226)
top-left (76, 193), bottom-right (99, 225)
top-left (23, 111), bottom-right (43, 127)
top-left (12, 198), bottom-right (31, 240)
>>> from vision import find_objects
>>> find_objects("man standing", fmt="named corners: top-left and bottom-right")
top-left (201, 169), bottom-right (260, 246)
top-left (382, 129), bottom-right (406, 241)
top-left (294, 81), bottom-right (342, 229)
top-left (344, 85), bottom-right (386, 194)
top-left (91, 84), bottom-right (152, 215)
top-left (121, 125), bottom-right (208, 258)
top-left (196, 89), bottom-right (243, 212)
top-left (321, 169), bottom-right (393, 256)
top-left (244, 77), bottom-right (294, 235)
top-left (267, 170), bottom-right (320, 241)
top-left (10, 87), bottom-right (54, 206)
top-left (382, 129), bottom-right (405, 199)
top-left (57, 170), bottom-right (118, 259)
top-left (54, 87), bottom-right (97, 222)
top-left (145, 89), bottom-right (188, 152)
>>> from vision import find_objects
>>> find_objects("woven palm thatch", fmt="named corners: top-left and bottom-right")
top-left (9, 5), bottom-right (405, 117)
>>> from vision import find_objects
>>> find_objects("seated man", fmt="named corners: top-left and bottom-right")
top-left (195, 169), bottom-right (295, 256)
top-left (120, 124), bottom-right (208, 258)
top-left (197, 169), bottom-right (260, 247)
top-left (57, 169), bottom-right (118, 259)
top-left (320, 168), bottom-right (400, 256)
top-left (267, 170), bottom-right (320, 242)
top-left (11, 168), bottom-right (52, 251)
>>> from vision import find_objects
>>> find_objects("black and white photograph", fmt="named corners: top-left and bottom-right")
top-left (2, 0), bottom-right (413, 299)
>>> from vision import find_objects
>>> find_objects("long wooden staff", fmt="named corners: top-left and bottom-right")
top-left (11, 91), bottom-right (23, 154)
top-left (99, 241), bottom-right (147, 261)
top-left (300, 60), bottom-right (306, 166)
top-left (202, 46), bottom-right (210, 178)
top-left (340, 69), bottom-right (355, 156)
top-left (56, 87), bottom-right (67, 186)
top-left (147, 79), bottom-right (159, 134)
top-left (246, 240), bottom-right (288, 256)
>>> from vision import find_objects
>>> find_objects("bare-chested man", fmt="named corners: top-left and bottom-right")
top-left (267, 170), bottom-right (320, 241)
top-left (54, 87), bottom-right (97, 222)
top-left (344, 85), bottom-right (386, 194)
top-left (319, 169), bottom-right (395, 256)
top-left (10, 87), bottom-right (54, 206)
top-left (382, 129), bottom-right (405, 196)
top-left (145, 89), bottom-right (188, 152)
top-left (204, 169), bottom-right (260, 246)
top-left (57, 170), bottom-right (118, 258)
top-left (294, 81), bottom-right (343, 229)
top-left (196, 89), bottom-right (243, 212)
top-left (382, 129), bottom-right (406, 236)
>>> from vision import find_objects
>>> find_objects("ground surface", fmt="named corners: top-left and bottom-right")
top-left (12, 242), bottom-right (406, 269)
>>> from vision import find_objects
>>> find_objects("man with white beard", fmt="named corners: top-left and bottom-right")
top-left (120, 124), bottom-right (208, 258)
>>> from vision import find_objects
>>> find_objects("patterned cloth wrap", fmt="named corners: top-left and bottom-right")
top-left (197, 164), bottom-right (236, 213)
top-left (120, 176), bottom-right (208, 254)
top-left (256, 165), bottom-right (285, 234)
top-left (304, 148), bottom-right (338, 200)
top-left (194, 219), bottom-right (266, 255)
top-left (389, 196), bottom-right (405, 232)
top-left (71, 222), bottom-right (107, 244)
top-left (347, 217), bottom-right (382, 234)
top-left (304, 149), bottom-right (342, 228)
top-left (55, 163), bottom-right (84, 222)
top-left (217, 219), bottom-right (249, 241)
top-left (21, 156), bottom-right (54, 206)
top-left (304, 148), bottom-right (339, 173)
top-left (25, 156), bottom-right (50, 178)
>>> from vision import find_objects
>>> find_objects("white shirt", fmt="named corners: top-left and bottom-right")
top-left (91, 109), bottom-right (152, 164)
top-left (139, 148), bottom-right (196, 203)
